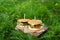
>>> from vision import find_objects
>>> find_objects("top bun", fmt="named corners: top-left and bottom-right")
top-left (28, 20), bottom-right (42, 25)
top-left (17, 19), bottom-right (30, 22)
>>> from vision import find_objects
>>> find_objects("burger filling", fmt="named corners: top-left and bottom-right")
top-left (17, 22), bottom-right (29, 26)
top-left (30, 24), bottom-right (42, 28)
top-left (21, 22), bottom-right (29, 26)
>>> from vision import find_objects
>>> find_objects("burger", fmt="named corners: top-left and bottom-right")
top-left (16, 19), bottom-right (30, 31)
top-left (28, 20), bottom-right (43, 33)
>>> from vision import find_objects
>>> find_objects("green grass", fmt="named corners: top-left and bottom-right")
top-left (0, 0), bottom-right (60, 40)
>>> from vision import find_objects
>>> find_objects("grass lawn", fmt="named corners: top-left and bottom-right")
top-left (0, 0), bottom-right (60, 40)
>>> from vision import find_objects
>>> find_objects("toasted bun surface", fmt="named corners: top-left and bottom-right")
top-left (28, 20), bottom-right (42, 25)
top-left (17, 19), bottom-right (30, 22)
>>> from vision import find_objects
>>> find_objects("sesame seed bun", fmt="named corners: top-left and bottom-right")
top-left (17, 19), bottom-right (30, 22)
top-left (28, 20), bottom-right (42, 25)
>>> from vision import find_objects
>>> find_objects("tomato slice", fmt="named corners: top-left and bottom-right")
top-left (34, 25), bottom-right (39, 28)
